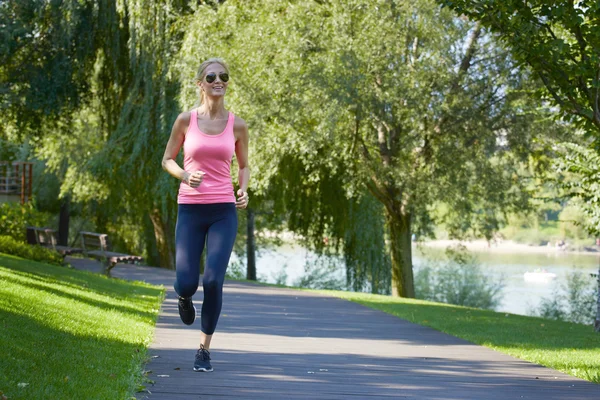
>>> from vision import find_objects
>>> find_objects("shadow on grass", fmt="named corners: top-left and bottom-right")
top-left (1, 271), bottom-right (160, 321)
top-left (0, 254), bottom-right (162, 319)
top-left (0, 308), bottom-right (148, 400)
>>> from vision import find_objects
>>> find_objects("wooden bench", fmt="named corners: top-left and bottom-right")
top-left (79, 231), bottom-right (143, 275)
top-left (26, 226), bottom-right (51, 247)
top-left (26, 226), bottom-right (83, 257)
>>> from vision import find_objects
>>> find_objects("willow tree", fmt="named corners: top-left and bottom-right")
top-left (1, 0), bottom-right (195, 268)
top-left (0, 0), bottom-right (127, 245)
top-left (178, 0), bottom-right (538, 297)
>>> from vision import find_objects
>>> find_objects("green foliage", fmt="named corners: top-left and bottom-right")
top-left (0, 0), bottom-right (99, 135)
top-left (178, 0), bottom-right (544, 296)
top-left (293, 256), bottom-right (346, 291)
top-left (1, 0), bottom-right (568, 294)
top-left (0, 138), bottom-right (19, 160)
top-left (534, 270), bottom-right (597, 325)
top-left (553, 143), bottom-right (600, 235)
top-left (414, 245), bottom-right (504, 310)
top-left (225, 259), bottom-right (246, 280)
top-left (271, 267), bottom-right (289, 286)
top-left (1, 0), bottom-right (199, 268)
top-left (344, 193), bottom-right (391, 294)
top-left (441, 0), bottom-right (600, 134)
top-left (0, 202), bottom-right (51, 241)
top-left (0, 235), bottom-right (63, 265)
top-left (558, 200), bottom-right (590, 240)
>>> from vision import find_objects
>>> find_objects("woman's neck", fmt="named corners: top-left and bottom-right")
top-left (198, 98), bottom-right (226, 120)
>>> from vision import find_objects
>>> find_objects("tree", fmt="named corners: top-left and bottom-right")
top-left (0, 0), bottom-right (193, 268)
top-left (440, 0), bottom-right (600, 330)
top-left (179, 0), bottom-right (540, 297)
top-left (440, 0), bottom-right (600, 133)
top-left (0, 0), bottom-right (98, 136)
top-left (553, 143), bottom-right (600, 331)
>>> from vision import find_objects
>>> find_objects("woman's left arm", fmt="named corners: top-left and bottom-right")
top-left (234, 117), bottom-right (250, 209)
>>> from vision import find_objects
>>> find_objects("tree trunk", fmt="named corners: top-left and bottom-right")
top-left (246, 208), bottom-right (257, 280)
top-left (149, 209), bottom-right (175, 270)
top-left (595, 262), bottom-right (600, 332)
top-left (385, 208), bottom-right (415, 298)
top-left (58, 196), bottom-right (70, 246)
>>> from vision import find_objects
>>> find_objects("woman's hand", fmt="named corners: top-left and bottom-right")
top-left (184, 170), bottom-right (204, 188)
top-left (236, 189), bottom-right (249, 209)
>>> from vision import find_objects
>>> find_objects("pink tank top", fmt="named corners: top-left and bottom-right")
top-left (178, 109), bottom-right (236, 204)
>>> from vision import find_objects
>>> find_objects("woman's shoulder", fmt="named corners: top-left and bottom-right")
top-left (232, 114), bottom-right (248, 140)
top-left (178, 110), bottom-right (193, 122)
top-left (233, 114), bottom-right (247, 129)
top-left (170, 111), bottom-right (193, 135)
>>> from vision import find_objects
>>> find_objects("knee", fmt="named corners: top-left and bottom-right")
top-left (203, 276), bottom-right (222, 292)
top-left (175, 279), bottom-right (198, 298)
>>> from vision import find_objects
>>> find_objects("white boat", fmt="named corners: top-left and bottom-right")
top-left (524, 269), bottom-right (557, 283)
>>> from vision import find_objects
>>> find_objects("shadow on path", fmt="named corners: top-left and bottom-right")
top-left (64, 257), bottom-right (600, 399)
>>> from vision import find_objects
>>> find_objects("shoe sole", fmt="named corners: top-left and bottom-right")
top-left (193, 367), bottom-right (213, 372)
top-left (181, 305), bottom-right (197, 326)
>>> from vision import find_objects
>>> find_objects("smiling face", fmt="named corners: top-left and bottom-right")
top-left (198, 63), bottom-right (229, 100)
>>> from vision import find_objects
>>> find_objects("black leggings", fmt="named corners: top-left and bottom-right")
top-left (174, 203), bottom-right (237, 335)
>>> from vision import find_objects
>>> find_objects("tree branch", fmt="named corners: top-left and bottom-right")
top-left (377, 123), bottom-right (391, 166)
top-left (595, 64), bottom-right (600, 126)
top-left (366, 180), bottom-right (392, 211)
top-left (568, 0), bottom-right (588, 63)
top-left (451, 21), bottom-right (482, 93)
top-left (432, 22), bottom-right (482, 138)
top-left (349, 112), bottom-right (360, 156)
top-left (536, 70), bottom-right (568, 107)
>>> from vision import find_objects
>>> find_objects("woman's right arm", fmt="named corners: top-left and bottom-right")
top-left (162, 112), bottom-right (191, 183)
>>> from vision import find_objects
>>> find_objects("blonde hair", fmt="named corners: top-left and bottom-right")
top-left (194, 57), bottom-right (230, 105)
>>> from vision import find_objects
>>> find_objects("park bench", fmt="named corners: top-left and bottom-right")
top-left (79, 231), bottom-right (143, 275)
top-left (26, 226), bottom-right (83, 257)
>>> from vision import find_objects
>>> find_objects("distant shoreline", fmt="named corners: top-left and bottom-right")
top-left (263, 229), bottom-right (600, 256)
top-left (417, 239), bottom-right (600, 256)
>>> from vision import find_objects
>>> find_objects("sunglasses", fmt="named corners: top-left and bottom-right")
top-left (205, 72), bottom-right (229, 83)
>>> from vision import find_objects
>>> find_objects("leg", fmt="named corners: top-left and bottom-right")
top-left (174, 205), bottom-right (207, 298)
top-left (200, 205), bottom-right (238, 346)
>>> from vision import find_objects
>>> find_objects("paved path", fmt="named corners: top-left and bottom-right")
top-left (67, 257), bottom-right (599, 399)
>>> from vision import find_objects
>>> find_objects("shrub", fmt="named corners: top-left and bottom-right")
top-left (294, 255), bottom-right (346, 291)
top-left (415, 245), bottom-right (505, 310)
top-left (534, 270), bottom-right (596, 325)
top-left (225, 259), bottom-right (246, 280)
top-left (0, 235), bottom-right (64, 266)
top-left (0, 202), bottom-right (52, 241)
top-left (558, 201), bottom-right (590, 241)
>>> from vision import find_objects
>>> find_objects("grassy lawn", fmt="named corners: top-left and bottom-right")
top-left (0, 253), bottom-right (164, 400)
top-left (322, 290), bottom-right (600, 384)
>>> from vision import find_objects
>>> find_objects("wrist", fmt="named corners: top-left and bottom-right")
top-left (181, 171), bottom-right (189, 184)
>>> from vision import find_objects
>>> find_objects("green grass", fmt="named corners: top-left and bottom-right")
top-left (0, 253), bottom-right (164, 400)
top-left (320, 289), bottom-right (600, 383)
top-left (233, 277), bottom-right (600, 383)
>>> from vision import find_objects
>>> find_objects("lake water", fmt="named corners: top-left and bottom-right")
top-left (413, 247), bottom-right (599, 315)
top-left (243, 243), bottom-right (599, 316)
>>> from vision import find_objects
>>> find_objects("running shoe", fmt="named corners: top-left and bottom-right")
top-left (178, 296), bottom-right (196, 325)
top-left (193, 345), bottom-right (213, 372)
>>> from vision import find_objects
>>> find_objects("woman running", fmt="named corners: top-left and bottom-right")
top-left (161, 57), bottom-right (249, 372)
